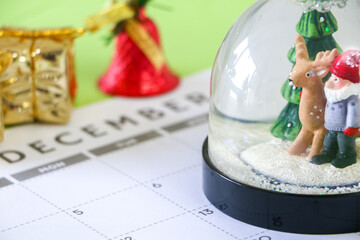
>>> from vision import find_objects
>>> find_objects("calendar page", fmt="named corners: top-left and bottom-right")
top-left (0, 70), bottom-right (359, 240)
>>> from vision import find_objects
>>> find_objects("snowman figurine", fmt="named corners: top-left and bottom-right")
top-left (312, 50), bottom-right (360, 168)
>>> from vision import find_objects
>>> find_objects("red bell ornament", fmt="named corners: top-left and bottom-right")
top-left (98, 7), bottom-right (179, 97)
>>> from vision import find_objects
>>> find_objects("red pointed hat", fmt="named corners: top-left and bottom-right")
top-left (330, 50), bottom-right (360, 84)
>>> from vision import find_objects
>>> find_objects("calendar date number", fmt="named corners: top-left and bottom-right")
top-left (198, 209), bottom-right (214, 216)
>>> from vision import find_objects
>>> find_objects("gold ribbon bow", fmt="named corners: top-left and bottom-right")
top-left (85, 0), bottom-right (165, 70)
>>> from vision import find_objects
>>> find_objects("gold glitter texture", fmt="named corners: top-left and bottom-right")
top-left (0, 28), bottom-right (83, 141)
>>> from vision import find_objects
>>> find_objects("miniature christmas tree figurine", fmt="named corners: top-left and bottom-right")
top-left (312, 50), bottom-right (360, 168)
top-left (96, 0), bottom-right (180, 97)
top-left (270, 10), bottom-right (342, 140)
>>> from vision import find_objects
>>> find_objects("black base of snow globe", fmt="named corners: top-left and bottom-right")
top-left (202, 137), bottom-right (360, 234)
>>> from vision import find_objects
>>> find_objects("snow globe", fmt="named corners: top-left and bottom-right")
top-left (202, 0), bottom-right (360, 234)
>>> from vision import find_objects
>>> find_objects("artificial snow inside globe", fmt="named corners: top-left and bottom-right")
top-left (202, 0), bottom-right (360, 234)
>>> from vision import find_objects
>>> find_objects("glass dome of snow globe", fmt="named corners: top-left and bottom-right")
top-left (202, 0), bottom-right (360, 234)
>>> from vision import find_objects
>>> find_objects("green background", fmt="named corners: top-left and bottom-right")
top-left (0, 0), bottom-right (256, 107)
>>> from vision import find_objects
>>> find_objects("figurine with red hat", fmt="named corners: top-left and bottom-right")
top-left (312, 50), bottom-right (360, 168)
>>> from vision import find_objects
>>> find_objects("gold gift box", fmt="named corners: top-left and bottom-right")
top-left (0, 51), bottom-right (11, 141)
top-left (0, 27), bottom-right (84, 141)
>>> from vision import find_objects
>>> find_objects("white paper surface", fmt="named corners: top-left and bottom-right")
top-left (0, 70), bottom-right (359, 240)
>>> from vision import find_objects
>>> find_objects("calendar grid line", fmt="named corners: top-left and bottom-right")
top-left (3, 71), bottom-right (359, 239)
top-left (0, 104), bottom-right (246, 239)
top-left (191, 212), bottom-right (241, 240)
top-left (0, 152), bottom-right (140, 235)
top-left (143, 122), bottom-right (259, 240)
top-left (65, 184), bottom-right (142, 210)
top-left (89, 123), bottom-right (252, 240)
top-left (0, 182), bottom-right (18, 193)
top-left (94, 145), bottom-right (234, 239)
top-left (2, 112), bottom-right (208, 187)
top-left (241, 230), bottom-right (269, 240)
top-left (20, 184), bottom-right (62, 211)
top-left (0, 148), bottom-right (201, 236)
top-left (67, 210), bottom-right (111, 240)
top-left (156, 116), bottom-right (208, 153)
top-left (143, 163), bottom-right (201, 184)
top-left (157, 127), bottom-right (203, 153)
top-left (1, 128), bottom-right (212, 239)
top-left (0, 177), bottom-right (13, 189)
top-left (95, 153), bottom-right (190, 212)
top-left (0, 71), bottom-right (290, 240)
top-left (87, 141), bottom-right (201, 185)
top-left (81, 156), bottom-right (215, 240)
top-left (0, 211), bottom-right (62, 233)
top-left (112, 212), bottom-right (188, 240)
top-left (155, 123), bottom-right (249, 239)
top-left (143, 182), bottom-right (188, 211)
top-left (64, 162), bottom-right (202, 212)
top-left (94, 132), bottom-right (249, 240)
top-left (112, 203), bottom-right (213, 240)
top-left (1, 140), bottom-right (218, 240)
top-left (19, 181), bottom-right (111, 240)
top-left (159, 118), bottom-right (277, 240)
top-left (95, 157), bottom-right (150, 183)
